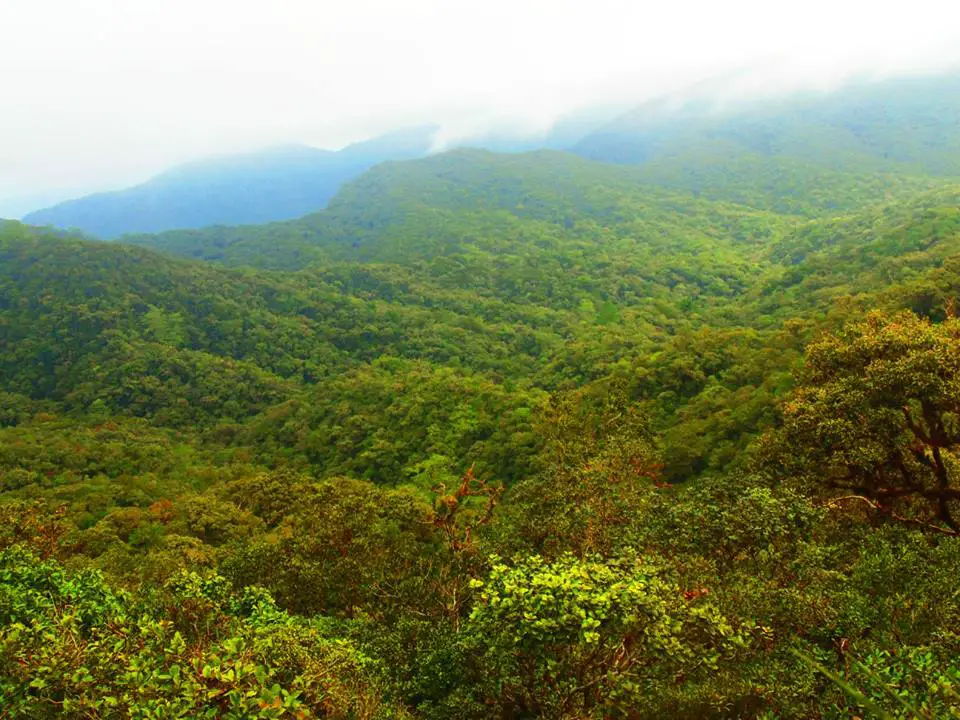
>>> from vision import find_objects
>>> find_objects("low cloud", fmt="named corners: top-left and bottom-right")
top-left (2, 0), bottom-right (959, 208)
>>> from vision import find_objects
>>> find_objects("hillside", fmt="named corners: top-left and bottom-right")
top-left (128, 149), bottom-right (790, 267)
top-left (122, 73), bottom-right (960, 268)
top-left (8, 165), bottom-right (960, 475)
top-left (21, 127), bottom-right (437, 238)
top-left (6, 165), bottom-right (960, 715)
top-left (21, 71), bottom-right (960, 242)
top-left (107, 148), bottom-right (960, 489)
top-left (7, 75), bottom-right (960, 717)
top-left (125, 146), bottom-right (944, 274)
top-left (576, 73), bottom-right (960, 171)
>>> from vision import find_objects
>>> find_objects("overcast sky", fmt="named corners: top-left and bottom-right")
top-left (2, 0), bottom-right (959, 213)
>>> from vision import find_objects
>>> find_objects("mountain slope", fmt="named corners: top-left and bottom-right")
top-left (10, 151), bottom-right (960, 477)
top-left (575, 72), bottom-right (960, 182)
top-left (8, 77), bottom-right (960, 717)
top-left (111, 159), bottom-right (960, 478)
top-left (21, 127), bottom-right (437, 238)
top-left (122, 144), bottom-right (943, 287)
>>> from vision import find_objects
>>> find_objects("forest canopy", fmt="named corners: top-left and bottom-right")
top-left (4, 87), bottom-right (960, 717)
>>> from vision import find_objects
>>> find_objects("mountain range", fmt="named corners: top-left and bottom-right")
top-left (20, 126), bottom-right (439, 237)
top-left (576, 73), bottom-right (960, 173)
top-left (18, 72), bottom-right (960, 241)
top-left (5, 68), bottom-right (960, 718)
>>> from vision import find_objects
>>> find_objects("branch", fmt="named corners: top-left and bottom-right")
top-left (822, 495), bottom-right (960, 537)
top-left (903, 406), bottom-right (931, 445)
top-left (932, 446), bottom-right (958, 531)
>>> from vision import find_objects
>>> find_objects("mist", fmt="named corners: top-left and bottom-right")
top-left (3, 0), bottom-right (959, 208)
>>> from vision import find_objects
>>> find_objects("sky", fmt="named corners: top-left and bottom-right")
top-left (2, 0), bottom-right (960, 216)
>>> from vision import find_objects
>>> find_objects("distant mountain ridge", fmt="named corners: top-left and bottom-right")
top-left (121, 139), bottom-right (946, 273)
top-left (21, 71), bottom-right (960, 241)
top-left (22, 126), bottom-right (440, 238)
top-left (573, 72), bottom-right (960, 175)
top-left (17, 110), bottom-right (624, 239)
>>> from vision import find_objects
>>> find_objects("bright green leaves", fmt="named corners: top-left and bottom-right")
top-left (801, 644), bottom-right (960, 720)
top-left (463, 553), bottom-right (744, 718)
top-left (142, 305), bottom-right (187, 347)
top-left (0, 548), bottom-right (405, 719)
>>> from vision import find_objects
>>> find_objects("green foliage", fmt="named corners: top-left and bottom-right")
top-left (221, 478), bottom-right (446, 619)
top-left (6, 97), bottom-right (960, 717)
top-left (839, 646), bottom-right (960, 719)
top-left (462, 553), bottom-right (745, 718)
top-left (503, 380), bottom-right (661, 556)
top-left (0, 547), bottom-right (407, 719)
top-left (776, 311), bottom-right (960, 532)
top-left (237, 359), bottom-right (545, 484)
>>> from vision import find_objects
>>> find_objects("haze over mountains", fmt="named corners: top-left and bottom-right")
top-left (16, 110), bottom-right (623, 237)
top-left (16, 103), bottom-right (636, 238)
top-left (93, 71), bottom-right (954, 271)
top-left (16, 71), bottom-right (960, 240)
top-left (20, 127), bottom-right (439, 238)
top-left (575, 73), bottom-right (960, 174)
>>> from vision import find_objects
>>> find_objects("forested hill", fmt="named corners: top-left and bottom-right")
top-left (6, 77), bottom-right (960, 717)
top-left (5, 175), bottom-right (960, 477)
top-left (575, 72), bottom-right (960, 174)
top-left (5, 173), bottom-right (960, 715)
top-left (20, 71), bottom-right (960, 243)
top-left (124, 147), bottom-right (944, 271)
top-left (20, 126), bottom-right (437, 238)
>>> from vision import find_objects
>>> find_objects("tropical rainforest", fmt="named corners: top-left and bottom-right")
top-left (4, 73), bottom-right (960, 718)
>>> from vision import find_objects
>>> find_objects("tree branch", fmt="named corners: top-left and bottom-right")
top-left (822, 494), bottom-right (960, 537)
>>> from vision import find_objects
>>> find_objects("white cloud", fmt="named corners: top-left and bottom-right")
top-left (2, 0), bottom-right (959, 203)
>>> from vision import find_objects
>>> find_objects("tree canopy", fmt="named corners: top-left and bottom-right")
top-left (5, 98), bottom-right (960, 716)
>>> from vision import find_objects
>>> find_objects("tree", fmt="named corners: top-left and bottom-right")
top-left (221, 479), bottom-right (443, 619)
top-left (505, 381), bottom-right (661, 557)
top-left (0, 547), bottom-right (408, 719)
top-left (462, 553), bottom-right (744, 718)
top-left (778, 311), bottom-right (960, 533)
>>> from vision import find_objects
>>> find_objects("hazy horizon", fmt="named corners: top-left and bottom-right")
top-left (3, 0), bottom-right (960, 217)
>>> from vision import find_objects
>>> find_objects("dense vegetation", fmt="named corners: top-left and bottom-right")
top-left (4, 75), bottom-right (960, 717)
